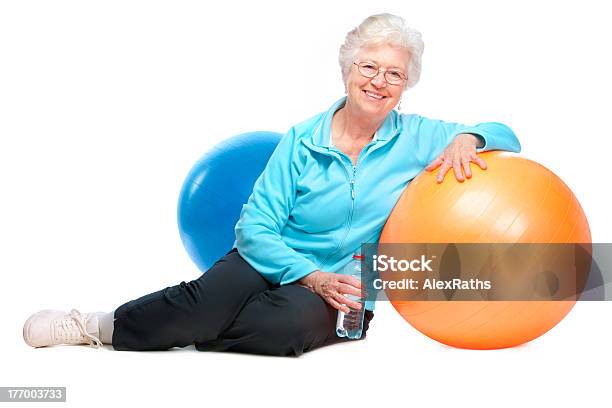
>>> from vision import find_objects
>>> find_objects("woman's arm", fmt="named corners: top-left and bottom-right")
top-left (415, 117), bottom-right (521, 158)
top-left (410, 116), bottom-right (522, 182)
top-left (234, 128), bottom-right (320, 286)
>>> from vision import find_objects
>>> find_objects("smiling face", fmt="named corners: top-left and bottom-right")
top-left (345, 43), bottom-right (410, 121)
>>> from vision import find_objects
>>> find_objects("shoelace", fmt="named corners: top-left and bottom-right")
top-left (58, 309), bottom-right (103, 348)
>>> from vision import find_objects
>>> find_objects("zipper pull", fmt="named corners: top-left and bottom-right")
top-left (350, 165), bottom-right (356, 200)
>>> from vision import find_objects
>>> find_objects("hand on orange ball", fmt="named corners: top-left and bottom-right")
top-left (425, 133), bottom-right (487, 183)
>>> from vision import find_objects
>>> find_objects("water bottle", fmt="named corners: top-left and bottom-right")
top-left (336, 252), bottom-right (366, 339)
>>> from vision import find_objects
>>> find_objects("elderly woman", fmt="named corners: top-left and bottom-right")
top-left (23, 13), bottom-right (520, 356)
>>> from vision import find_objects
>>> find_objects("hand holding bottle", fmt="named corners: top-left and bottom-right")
top-left (298, 270), bottom-right (362, 314)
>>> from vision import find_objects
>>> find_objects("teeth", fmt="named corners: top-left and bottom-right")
top-left (365, 91), bottom-right (384, 99)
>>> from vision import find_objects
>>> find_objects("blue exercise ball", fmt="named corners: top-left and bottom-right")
top-left (177, 131), bottom-right (282, 272)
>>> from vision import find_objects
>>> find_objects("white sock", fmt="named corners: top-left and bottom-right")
top-left (96, 311), bottom-right (115, 345)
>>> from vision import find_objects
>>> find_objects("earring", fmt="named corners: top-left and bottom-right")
top-left (397, 98), bottom-right (402, 111)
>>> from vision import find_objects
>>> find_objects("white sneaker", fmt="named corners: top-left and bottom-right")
top-left (23, 309), bottom-right (103, 348)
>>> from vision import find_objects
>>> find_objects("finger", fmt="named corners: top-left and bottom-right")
top-left (452, 159), bottom-right (464, 182)
top-left (337, 275), bottom-right (368, 298)
top-left (337, 274), bottom-right (362, 289)
top-left (334, 292), bottom-right (362, 311)
top-left (329, 298), bottom-right (350, 314)
top-left (436, 162), bottom-right (451, 183)
top-left (425, 156), bottom-right (443, 172)
top-left (462, 156), bottom-right (472, 179)
top-left (473, 155), bottom-right (487, 170)
top-left (327, 296), bottom-right (351, 314)
top-left (338, 282), bottom-right (363, 298)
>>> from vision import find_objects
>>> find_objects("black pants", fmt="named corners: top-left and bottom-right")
top-left (112, 248), bottom-right (374, 356)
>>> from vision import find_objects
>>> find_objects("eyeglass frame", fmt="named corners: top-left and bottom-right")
top-left (352, 61), bottom-right (408, 86)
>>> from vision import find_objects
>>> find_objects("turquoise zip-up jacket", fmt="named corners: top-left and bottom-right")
top-left (234, 97), bottom-right (521, 310)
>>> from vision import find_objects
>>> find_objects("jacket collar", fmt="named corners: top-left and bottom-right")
top-left (308, 96), bottom-right (401, 149)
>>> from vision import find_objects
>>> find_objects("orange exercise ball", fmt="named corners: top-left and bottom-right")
top-left (379, 151), bottom-right (591, 349)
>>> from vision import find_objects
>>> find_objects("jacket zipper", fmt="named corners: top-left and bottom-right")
top-left (302, 134), bottom-right (398, 271)
top-left (318, 152), bottom-right (362, 270)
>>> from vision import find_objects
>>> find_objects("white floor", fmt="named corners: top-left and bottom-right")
top-left (3, 301), bottom-right (610, 407)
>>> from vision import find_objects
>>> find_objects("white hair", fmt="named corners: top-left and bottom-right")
top-left (339, 13), bottom-right (424, 90)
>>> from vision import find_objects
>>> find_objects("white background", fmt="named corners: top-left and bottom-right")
top-left (1, 0), bottom-right (610, 407)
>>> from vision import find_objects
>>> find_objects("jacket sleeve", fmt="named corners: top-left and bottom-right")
top-left (234, 128), bottom-right (319, 286)
top-left (411, 115), bottom-right (522, 165)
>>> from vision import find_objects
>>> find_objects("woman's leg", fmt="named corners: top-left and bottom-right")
top-left (111, 248), bottom-right (272, 351)
top-left (23, 248), bottom-right (273, 350)
top-left (24, 248), bottom-right (373, 354)
top-left (195, 284), bottom-right (374, 357)
top-left (97, 311), bottom-right (115, 344)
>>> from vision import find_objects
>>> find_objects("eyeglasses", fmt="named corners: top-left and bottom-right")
top-left (353, 61), bottom-right (407, 86)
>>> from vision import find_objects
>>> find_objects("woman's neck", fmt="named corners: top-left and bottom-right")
top-left (335, 100), bottom-right (385, 143)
